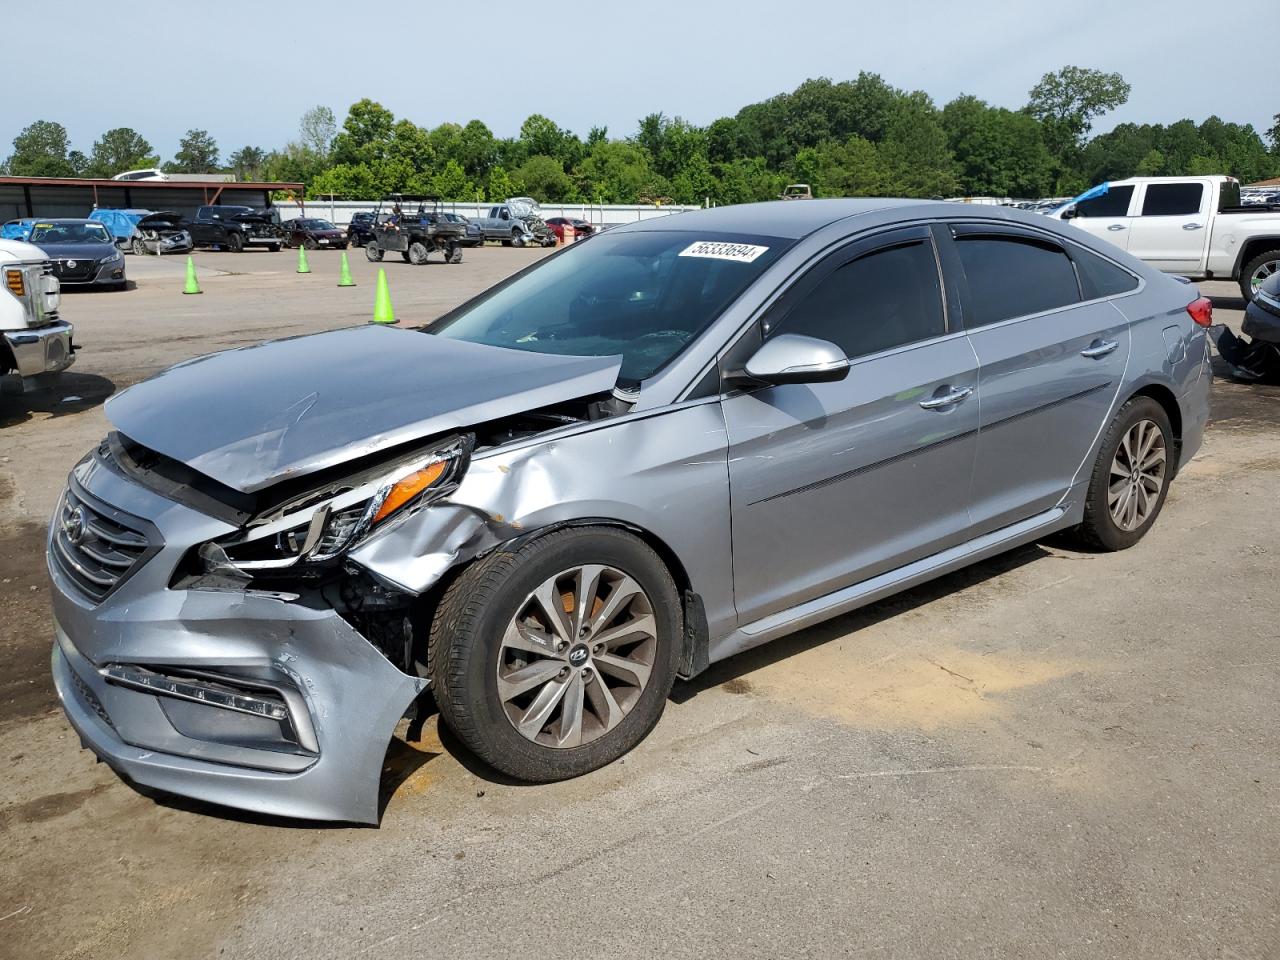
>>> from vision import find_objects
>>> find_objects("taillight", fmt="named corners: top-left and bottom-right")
top-left (1186, 297), bottom-right (1213, 327)
top-left (4, 268), bottom-right (24, 297)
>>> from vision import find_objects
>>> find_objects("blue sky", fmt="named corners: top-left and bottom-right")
top-left (8, 0), bottom-right (1274, 161)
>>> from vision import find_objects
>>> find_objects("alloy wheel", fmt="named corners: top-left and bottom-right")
top-left (1108, 418), bottom-right (1166, 532)
top-left (496, 565), bottom-right (657, 749)
top-left (1251, 258), bottom-right (1278, 294)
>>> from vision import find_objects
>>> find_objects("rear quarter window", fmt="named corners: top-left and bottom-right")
top-left (953, 233), bottom-right (1081, 326)
top-left (1070, 246), bottom-right (1140, 299)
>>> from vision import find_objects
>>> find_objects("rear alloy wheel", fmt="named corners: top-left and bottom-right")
top-left (1074, 396), bottom-right (1173, 551)
top-left (429, 527), bottom-right (681, 782)
top-left (408, 241), bottom-right (430, 264)
top-left (1240, 248), bottom-right (1280, 302)
top-left (365, 243), bottom-right (383, 262)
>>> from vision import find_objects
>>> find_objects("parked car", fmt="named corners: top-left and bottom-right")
top-left (186, 205), bottom-right (283, 252)
top-left (87, 208), bottom-right (151, 248)
top-left (130, 212), bottom-right (193, 256)
top-left (364, 195), bottom-right (466, 265)
top-left (473, 198), bottom-right (556, 247)
top-left (1, 218), bottom-right (37, 242)
top-left (283, 218), bottom-right (348, 249)
top-left (1, 235), bottom-right (73, 387)
top-left (780, 183), bottom-right (813, 200)
top-left (440, 212), bottom-right (484, 247)
top-left (1051, 175), bottom-right (1280, 301)
top-left (346, 211), bottom-right (379, 247)
top-left (111, 168), bottom-right (167, 182)
top-left (48, 199), bottom-right (1211, 824)
top-left (544, 217), bottom-right (595, 243)
top-left (27, 219), bottom-right (126, 290)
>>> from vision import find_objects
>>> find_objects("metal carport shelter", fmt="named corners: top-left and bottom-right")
top-left (0, 176), bottom-right (305, 222)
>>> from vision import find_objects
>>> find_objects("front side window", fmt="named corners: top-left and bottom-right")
top-left (1140, 183), bottom-right (1205, 217)
top-left (1075, 185), bottom-right (1134, 218)
top-left (954, 235), bottom-right (1080, 326)
top-left (766, 239), bottom-right (946, 360)
top-left (431, 230), bottom-right (790, 386)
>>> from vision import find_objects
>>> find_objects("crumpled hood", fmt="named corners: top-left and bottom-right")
top-left (106, 326), bottom-right (622, 493)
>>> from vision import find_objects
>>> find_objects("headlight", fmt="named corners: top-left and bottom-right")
top-left (102, 251), bottom-right (122, 264)
top-left (199, 436), bottom-right (472, 577)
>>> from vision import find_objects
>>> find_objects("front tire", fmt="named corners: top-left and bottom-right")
top-left (428, 527), bottom-right (681, 782)
top-left (365, 243), bottom-right (384, 262)
top-left (227, 232), bottom-right (245, 253)
top-left (1240, 248), bottom-right (1280, 302)
top-left (511, 230), bottom-right (525, 248)
top-left (267, 243), bottom-right (280, 253)
top-left (408, 241), bottom-right (430, 264)
top-left (1073, 396), bottom-right (1174, 551)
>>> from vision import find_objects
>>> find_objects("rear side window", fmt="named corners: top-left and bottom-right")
top-left (1140, 183), bottom-right (1205, 216)
top-left (768, 239), bottom-right (946, 359)
top-left (1071, 246), bottom-right (1139, 299)
top-left (954, 235), bottom-right (1080, 326)
top-left (1075, 185), bottom-right (1134, 218)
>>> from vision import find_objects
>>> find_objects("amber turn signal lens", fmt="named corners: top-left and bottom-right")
top-left (372, 460), bottom-right (448, 524)
top-left (4, 269), bottom-right (24, 297)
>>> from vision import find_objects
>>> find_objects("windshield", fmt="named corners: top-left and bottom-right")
top-left (430, 230), bottom-right (790, 386)
top-left (30, 222), bottom-right (113, 244)
top-left (299, 219), bottom-right (335, 230)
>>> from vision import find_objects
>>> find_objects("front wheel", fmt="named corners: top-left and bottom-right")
top-left (226, 232), bottom-right (245, 253)
top-left (1240, 248), bottom-right (1280, 302)
top-left (428, 527), bottom-right (682, 782)
top-left (1073, 396), bottom-right (1174, 551)
top-left (365, 243), bottom-right (384, 262)
top-left (303, 238), bottom-right (318, 250)
top-left (131, 238), bottom-right (147, 256)
top-left (511, 230), bottom-right (525, 248)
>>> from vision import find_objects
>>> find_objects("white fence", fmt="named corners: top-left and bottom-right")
top-left (272, 199), bottom-right (701, 227)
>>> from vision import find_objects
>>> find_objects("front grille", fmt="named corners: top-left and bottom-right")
top-left (69, 667), bottom-right (114, 729)
top-left (53, 258), bottom-right (95, 282)
top-left (52, 488), bottom-right (152, 602)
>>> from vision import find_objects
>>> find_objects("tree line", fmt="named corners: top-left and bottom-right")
top-left (5, 67), bottom-right (1279, 204)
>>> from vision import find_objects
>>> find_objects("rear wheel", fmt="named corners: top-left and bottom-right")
top-left (267, 243), bottom-right (280, 253)
top-left (1073, 396), bottom-right (1173, 551)
top-left (408, 241), bottom-right (430, 264)
top-left (1240, 248), bottom-right (1280, 302)
top-left (428, 527), bottom-right (681, 782)
top-left (446, 241), bottom-right (463, 264)
top-left (365, 243), bottom-right (383, 262)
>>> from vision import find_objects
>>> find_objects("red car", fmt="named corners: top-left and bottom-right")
top-left (283, 218), bottom-right (349, 249)
top-left (544, 217), bottom-right (595, 243)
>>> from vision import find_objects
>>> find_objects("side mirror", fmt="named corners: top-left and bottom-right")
top-left (740, 333), bottom-right (851, 386)
top-left (1060, 205), bottom-right (1078, 220)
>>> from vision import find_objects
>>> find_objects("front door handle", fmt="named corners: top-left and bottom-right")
top-left (918, 386), bottom-right (973, 410)
top-left (1107, 224), bottom-right (1126, 231)
top-left (1182, 223), bottom-right (1204, 231)
top-left (1081, 339), bottom-right (1119, 359)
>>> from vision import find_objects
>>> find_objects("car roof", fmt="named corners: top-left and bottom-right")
top-left (617, 198), bottom-right (925, 239)
top-left (31, 218), bottom-right (103, 225)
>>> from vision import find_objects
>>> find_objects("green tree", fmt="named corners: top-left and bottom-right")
top-left (299, 106), bottom-right (337, 159)
top-left (487, 166), bottom-right (517, 203)
top-left (430, 159), bottom-right (474, 200)
top-left (86, 127), bottom-right (155, 178)
top-left (332, 99), bottom-right (396, 165)
top-left (878, 96), bottom-right (956, 197)
top-left (514, 154), bottom-right (577, 201)
top-left (1025, 66), bottom-right (1130, 171)
top-left (5, 120), bottom-right (77, 177)
top-left (814, 136), bottom-right (885, 197)
top-left (574, 141), bottom-right (661, 203)
top-left (167, 129), bottom-right (220, 173)
top-left (227, 146), bottom-right (266, 181)
top-left (942, 95), bottom-right (1052, 196)
top-left (712, 157), bottom-right (782, 204)
top-left (1135, 148), bottom-right (1165, 176)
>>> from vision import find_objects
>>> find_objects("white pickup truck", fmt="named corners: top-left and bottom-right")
top-left (1051, 175), bottom-right (1280, 301)
top-left (1, 238), bottom-right (74, 390)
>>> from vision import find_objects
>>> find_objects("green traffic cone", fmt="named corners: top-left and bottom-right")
top-left (297, 245), bottom-right (311, 274)
top-left (182, 256), bottom-right (202, 295)
top-left (371, 268), bottom-right (397, 324)
top-left (337, 251), bottom-right (356, 287)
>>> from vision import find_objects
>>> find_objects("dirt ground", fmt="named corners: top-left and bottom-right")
top-left (1, 249), bottom-right (1276, 960)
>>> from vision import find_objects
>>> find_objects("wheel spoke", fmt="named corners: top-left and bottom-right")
top-left (572, 564), bottom-right (606, 638)
top-left (555, 673), bottom-right (585, 748)
top-left (593, 613), bottom-right (657, 650)
top-left (589, 574), bottom-right (644, 632)
top-left (593, 651), bottom-right (651, 689)
top-left (517, 674), bottom-right (571, 739)
top-left (500, 620), bottom-right (559, 659)
top-left (585, 670), bottom-right (625, 733)
top-left (532, 579), bottom-right (574, 646)
top-left (1140, 446), bottom-right (1166, 473)
top-left (498, 658), bottom-right (565, 701)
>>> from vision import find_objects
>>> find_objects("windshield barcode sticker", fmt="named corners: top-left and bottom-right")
top-left (678, 241), bottom-right (769, 263)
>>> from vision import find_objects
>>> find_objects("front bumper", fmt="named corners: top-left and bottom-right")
top-left (4, 320), bottom-right (75, 377)
top-left (244, 235), bottom-right (281, 247)
top-left (47, 455), bottom-right (425, 824)
top-left (61, 260), bottom-right (126, 287)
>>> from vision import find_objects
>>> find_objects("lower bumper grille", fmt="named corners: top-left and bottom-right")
top-left (70, 666), bottom-right (114, 729)
top-left (53, 260), bottom-right (96, 282)
top-left (51, 487), bottom-right (154, 603)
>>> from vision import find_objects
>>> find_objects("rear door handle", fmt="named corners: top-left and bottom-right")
top-left (1107, 224), bottom-right (1126, 232)
top-left (918, 386), bottom-right (973, 410)
top-left (1081, 339), bottom-right (1119, 359)
top-left (1182, 223), bottom-right (1204, 231)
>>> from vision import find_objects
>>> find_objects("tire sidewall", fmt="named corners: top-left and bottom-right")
top-left (1086, 397), bottom-right (1174, 550)
top-left (444, 530), bottom-right (681, 781)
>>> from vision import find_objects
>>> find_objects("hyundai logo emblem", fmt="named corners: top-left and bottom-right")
top-left (61, 505), bottom-right (87, 546)
top-left (567, 644), bottom-right (589, 666)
